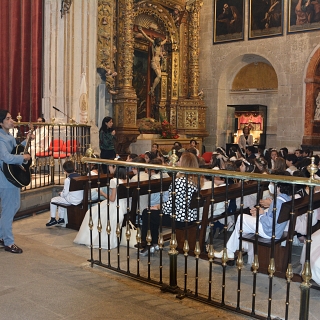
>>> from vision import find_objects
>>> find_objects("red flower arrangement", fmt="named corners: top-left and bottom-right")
top-left (160, 119), bottom-right (179, 139)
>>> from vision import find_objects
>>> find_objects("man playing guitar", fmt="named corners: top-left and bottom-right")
top-left (0, 110), bottom-right (32, 253)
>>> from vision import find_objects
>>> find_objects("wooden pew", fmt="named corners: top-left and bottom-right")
top-left (125, 177), bottom-right (173, 225)
top-left (241, 192), bottom-right (320, 278)
top-left (51, 174), bottom-right (112, 230)
top-left (175, 181), bottom-right (267, 255)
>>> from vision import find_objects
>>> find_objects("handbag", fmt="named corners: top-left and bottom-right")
top-left (120, 220), bottom-right (137, 248)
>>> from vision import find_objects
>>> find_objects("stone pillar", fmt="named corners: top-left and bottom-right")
top-left (113, 0), bottom-right (140, 154)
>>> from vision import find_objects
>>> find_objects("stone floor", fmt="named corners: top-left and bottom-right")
top-left (1, 212), bottom-right (320, 320)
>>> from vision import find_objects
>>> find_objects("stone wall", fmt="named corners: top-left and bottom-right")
top-left (199, 1), bottom-right (320, 152)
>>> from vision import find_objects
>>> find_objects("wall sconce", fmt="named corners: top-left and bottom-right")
top-left (60, 0), bottom-right (72, 18)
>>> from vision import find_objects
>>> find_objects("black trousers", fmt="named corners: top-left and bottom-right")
top-left (141, 208), bottom-right (192, 246)
top-left (100, 149), bottom-right (116, 173)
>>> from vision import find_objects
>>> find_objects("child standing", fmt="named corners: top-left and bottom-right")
top-left (46, 161), bottom-right (83, 227)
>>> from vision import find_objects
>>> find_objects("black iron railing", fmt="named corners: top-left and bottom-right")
top-left (79, 157), bottom-right (320, 320)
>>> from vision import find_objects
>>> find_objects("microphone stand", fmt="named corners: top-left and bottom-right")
top-left (52, 106), bottom-right (79, 124)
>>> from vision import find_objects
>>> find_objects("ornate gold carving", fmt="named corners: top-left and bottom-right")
top-left (160, 72), bottom-right (168, 104)
top-left (186, 0), bottom-right (202, 98)
top-left (97, 1), bottom-right (114, 71)
top-left (176, 99), bottom-right (207, 134)
top-left (133, 2), bottom-right (179, 44)
top-left (117, 0), bottom-right (135, 88)
top-left (172, 52), bottom-right (179, 99)
top-left (180, 23), bottom-right (189, 98)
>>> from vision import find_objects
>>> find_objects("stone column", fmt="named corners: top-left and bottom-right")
top-left (113, 0), bottom-right (140, 154)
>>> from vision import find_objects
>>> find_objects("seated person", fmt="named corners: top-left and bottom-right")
top-left (150, 143), bottom-right (160, 159)
top-left (138, 158), bottom-right (171, 216)
top-left (189, 139), bottom-right (200, 156)
top-left (88, 162), bottom-right (109, 202)
top-left (300, 228), bottom-right (320, 286)
top-left (125, 153), bottom-right (138, 172)
top-left (285, 153), bottom-right (298, 175)
top-left (144, 151), bottom-right (153, 163)
top-left (214, 173), bottom-right (292, 264)
top-left (138, 152), bottom-right (202, 255)
top-left (46, 160), bottom-right (82, 227)
top-left (74, 166), bottom-right (127, 250)
top-left (246, 146), bottom-right (256, 160)
top-left (30, 116), bottom-right (51, 167)
top-left (130, 157), bottom-right (149, 182)
top-left (168, 141), bottom-right (183, 156)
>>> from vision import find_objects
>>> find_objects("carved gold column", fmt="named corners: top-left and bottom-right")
top-left (176, 0), bottom-right (208, 138)
top-left (113, 0), bottom-right (140, 154)
top-left (179, 15), bottom-right (189, 99)
top-left (187, 0), bottom-right (202, 98)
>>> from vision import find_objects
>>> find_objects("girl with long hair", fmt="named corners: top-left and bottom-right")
top-left (99, 116), bottom-right (116, 173)
top-left (139, 152), bottom-right (203, 255)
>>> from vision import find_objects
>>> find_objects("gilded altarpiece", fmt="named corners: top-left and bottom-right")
top-left (97, 0), bottom-right (208, 153)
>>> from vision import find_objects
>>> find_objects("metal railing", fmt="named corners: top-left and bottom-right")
top-left (80, 157), bottom-right (320, 320)
top-left (11, 122), bottom-right (90, 189)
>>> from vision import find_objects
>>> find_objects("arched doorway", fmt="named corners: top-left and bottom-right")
top-left (302, 46), bottom-right (320, 149)
top-left (214, 54), bottom-right (280, 149)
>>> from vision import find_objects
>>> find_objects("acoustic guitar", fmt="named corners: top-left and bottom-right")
top-left (2, 125), bottom-right (33, 188)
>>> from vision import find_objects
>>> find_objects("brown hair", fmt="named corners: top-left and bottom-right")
top-left (178, 152), bottom-right (203, 187)
top-left (273, 157), bottom-right (286, 173)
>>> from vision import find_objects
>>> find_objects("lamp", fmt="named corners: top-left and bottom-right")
top-left (60, 0), bottom-right (72, 18)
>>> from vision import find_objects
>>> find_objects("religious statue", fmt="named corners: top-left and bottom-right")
top-left (105, 69), bottom-right (118, 95)
top-left (198, 88), bottom-right (204, 100)
top-left (171, 5), bottom-right (182, 27)
top-left (138, 26), bottom-right (168, 96)
top-left (315, 92), bottom-right (320, 121)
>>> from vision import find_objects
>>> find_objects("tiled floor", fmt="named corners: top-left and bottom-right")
top-left (2, 212), bottom-right (320, 320)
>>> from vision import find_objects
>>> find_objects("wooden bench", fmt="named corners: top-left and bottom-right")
top-left (125, 177), bottom-right (173, 226)
top-left (175, 181), bottom-right (267, 255)
top-left (241, 192), bottom-right (320, 277)
top-left (52, 174), bottom-right (112, 230)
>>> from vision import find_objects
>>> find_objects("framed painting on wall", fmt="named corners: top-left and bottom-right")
top-left (213, 0), bottom-right (244, 44)
top-left (249, 0), bottom-right (283, 39)
top-left (288, 0), bottom-right (320, 33)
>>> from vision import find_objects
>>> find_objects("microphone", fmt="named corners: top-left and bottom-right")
top-left (53, 106), bottom-right (60, 111)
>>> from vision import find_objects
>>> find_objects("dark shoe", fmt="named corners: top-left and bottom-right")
top-left (134, 243), bottom-right (144, 250)
top-left (57, 218), bottom-right (65, 225)
top-left (0, 239), bottom-right (4, 247)
top-left (5, 244), bottom-right (23, 254)
top-left (134, 241), bottom-right (146, 249)
top-left (140, 246), bottom-right (155, 256)
top-left (46, 218), bottom-right (58, 227)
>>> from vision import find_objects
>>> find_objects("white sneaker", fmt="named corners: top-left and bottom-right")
top-left (214, 249), bottom-right (234, 259)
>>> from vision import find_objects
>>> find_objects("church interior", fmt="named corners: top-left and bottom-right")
top-left (3, 0), bottom-right (320, 155)
top-left (2, 1), bottom-right (320, 319)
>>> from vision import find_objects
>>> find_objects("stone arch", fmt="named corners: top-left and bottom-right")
top-left (302, 46), bottom-right (320, 147)
top-left (232, 62), bottom-right (278, 91)
top-left (215, 53), bottom-right (281, 148)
